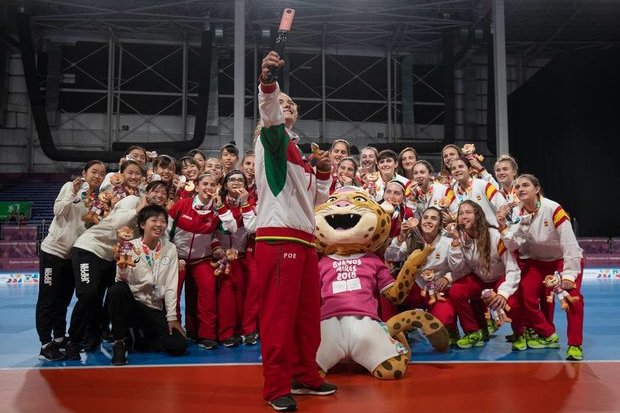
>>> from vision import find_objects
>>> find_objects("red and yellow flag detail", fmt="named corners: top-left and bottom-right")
top-left (497, 239), bottom-right (506, 256)
top-left (552, 206), bottom-right (569, 228)
top-left (444, 188), bottom-right (456, 204)
top-left (404, 180), bottom-right (412, 198)
top-left (485, 182), bottom-right (498, 201)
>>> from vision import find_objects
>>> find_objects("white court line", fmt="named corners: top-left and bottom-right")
top-left (2, 359), bottom-right (620, 372)
top-left (0, 362), bottom-right (263, 371)
top-left (409, 359), bottom-right (620, 364)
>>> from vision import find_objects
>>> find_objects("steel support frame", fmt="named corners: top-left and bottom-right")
top-left (217, 48), bottom-right (256, 140)
top-left (38, 1), bottom-right (468, 145)
top-left (492, 0), bottom-right (509, 155)
top-left (411, 64), bottom-right (446, 141)
top-left (233, 0), bottom-right (245, 157)
top-left (58, 34), bottom-right (191, 146)
top-left (106, 37), bottom-right (115, 149)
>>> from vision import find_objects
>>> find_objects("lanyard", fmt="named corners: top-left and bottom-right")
top-left (423, 182), bottom-right (434, 206)
top-left (80, 188), bottom-right (95, 205)
top-left (520, 198), bottom-right (542, 216)
top-left (192, 195), bottom-right (213, 212)
top-left (456, 179), bottom-right (473, 204)
top-left (141, 240), bottom-right (162, 285)
top-left (226, 195), bottom-right (241, 207)
top-left (501, 185), bottom-right (518, 203)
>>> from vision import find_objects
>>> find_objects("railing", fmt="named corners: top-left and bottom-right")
top-left (0, 220), bottom-right (51, 245)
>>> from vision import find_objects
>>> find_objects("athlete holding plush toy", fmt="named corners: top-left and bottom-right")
top-left (498, 174), bottom-right (584, 361)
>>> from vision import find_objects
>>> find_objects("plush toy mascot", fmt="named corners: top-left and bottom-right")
top-left (544, 272), bottom-right (580, 311)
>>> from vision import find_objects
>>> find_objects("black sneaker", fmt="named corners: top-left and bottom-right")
top-left (481, 328), bottom-right (491, 342)
top-left (111, 341), bottom-right (128, 366)
top-left (53, 336), bottom-right (69, 350)
top-left (243, 331), bottom-right (259, 346)
top-left (82, 335), bottom-right (101, 352)
top-left (291, 381), bottom-right (337, 396)
top-left (100, 327), bottom-right (113, 343)
top-left (197, 339), bottom-right (218, 350)
top-left (64, 341), bottom-right (82, 361)
top-left (39, 342), bottom-right (65, 361)
top-left (267, 395), bottom-right (297, 412)
top-left (222, 335), bottom-right (241, 348)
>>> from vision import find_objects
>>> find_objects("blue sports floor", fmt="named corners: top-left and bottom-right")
top-left (0, 277), bottom-right (618, 368)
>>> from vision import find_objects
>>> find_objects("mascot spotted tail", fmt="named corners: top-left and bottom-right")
top-left (315, 186), bottom-right (449, 380)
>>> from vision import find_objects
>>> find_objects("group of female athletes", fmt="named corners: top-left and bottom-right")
top-left (34, 129), bottom-right (584, 365)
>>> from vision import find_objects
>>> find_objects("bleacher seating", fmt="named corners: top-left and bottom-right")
top-left (0, 225), bottom-right (40, 272)
top-left (577, 237), bottom-right (620, 268)
top-left (578, 237), bottom-right (610, 254)
top-left (1, 226), bottom-right (38, 241)
top-left (584, 254), bottom-right (620, 268)
top-left (0, 181), bottom-right (64, 222)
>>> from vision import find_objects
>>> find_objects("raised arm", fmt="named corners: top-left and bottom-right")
top-left (258, 51), bottom-right (286, 128)
top-left (53, 181), bottom-right (83, 218)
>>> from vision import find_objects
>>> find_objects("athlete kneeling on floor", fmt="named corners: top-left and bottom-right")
top-left (107, 205), bottom-right (187, 365)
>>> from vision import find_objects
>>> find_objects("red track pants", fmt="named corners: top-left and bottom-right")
top-left (518, 258), bottom-right (584, 346)
top-left (181, 260), bottom-right (237, 341)
top-left (448, 273), bottom-right (525, 335)
top-left (257, 241), bottom-right (324, 401)
top-left (401, 284), bottom-right (457, 333)
top-left (232, 248), bottom-right (259, 336)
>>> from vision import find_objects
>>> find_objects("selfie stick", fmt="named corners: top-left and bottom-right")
top-left (265, 8), bottom-right (295, 82)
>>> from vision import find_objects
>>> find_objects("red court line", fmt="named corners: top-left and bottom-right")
top-left (1, 362), bottom-right (619, 413)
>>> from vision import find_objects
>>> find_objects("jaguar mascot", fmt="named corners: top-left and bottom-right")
top-left (315, 186), bottom-right (449, 380)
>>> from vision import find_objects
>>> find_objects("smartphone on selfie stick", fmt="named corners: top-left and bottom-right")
top-left (265, 8), bottom-right (295, 83)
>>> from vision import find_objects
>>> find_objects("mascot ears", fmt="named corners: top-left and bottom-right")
top-left (335, 185), bottom-right (360, 194)
top-left (334, 185), bottom-right (395, 215)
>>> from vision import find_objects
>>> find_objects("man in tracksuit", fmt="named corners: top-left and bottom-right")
top-left (255, 51), bottom-right (337, 412)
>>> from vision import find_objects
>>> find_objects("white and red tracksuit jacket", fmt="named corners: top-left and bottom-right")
top-left (167, 196), bottom-right (237, 261)
top-left (254, 82), bottom-right (331, 244)
top-left (425, 181), bottom-right (457, 214)
top-left (216, 199), bottom-right (257, 252)
top-left (452, 178), bottom-right (507, 227)
top-left (447, 228), bottom-right (521, 299)
top-left (500, 197), bottom-right (583, 282)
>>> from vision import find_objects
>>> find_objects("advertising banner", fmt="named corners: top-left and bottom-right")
top-left (0, 202), bottom-right (32, 220)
